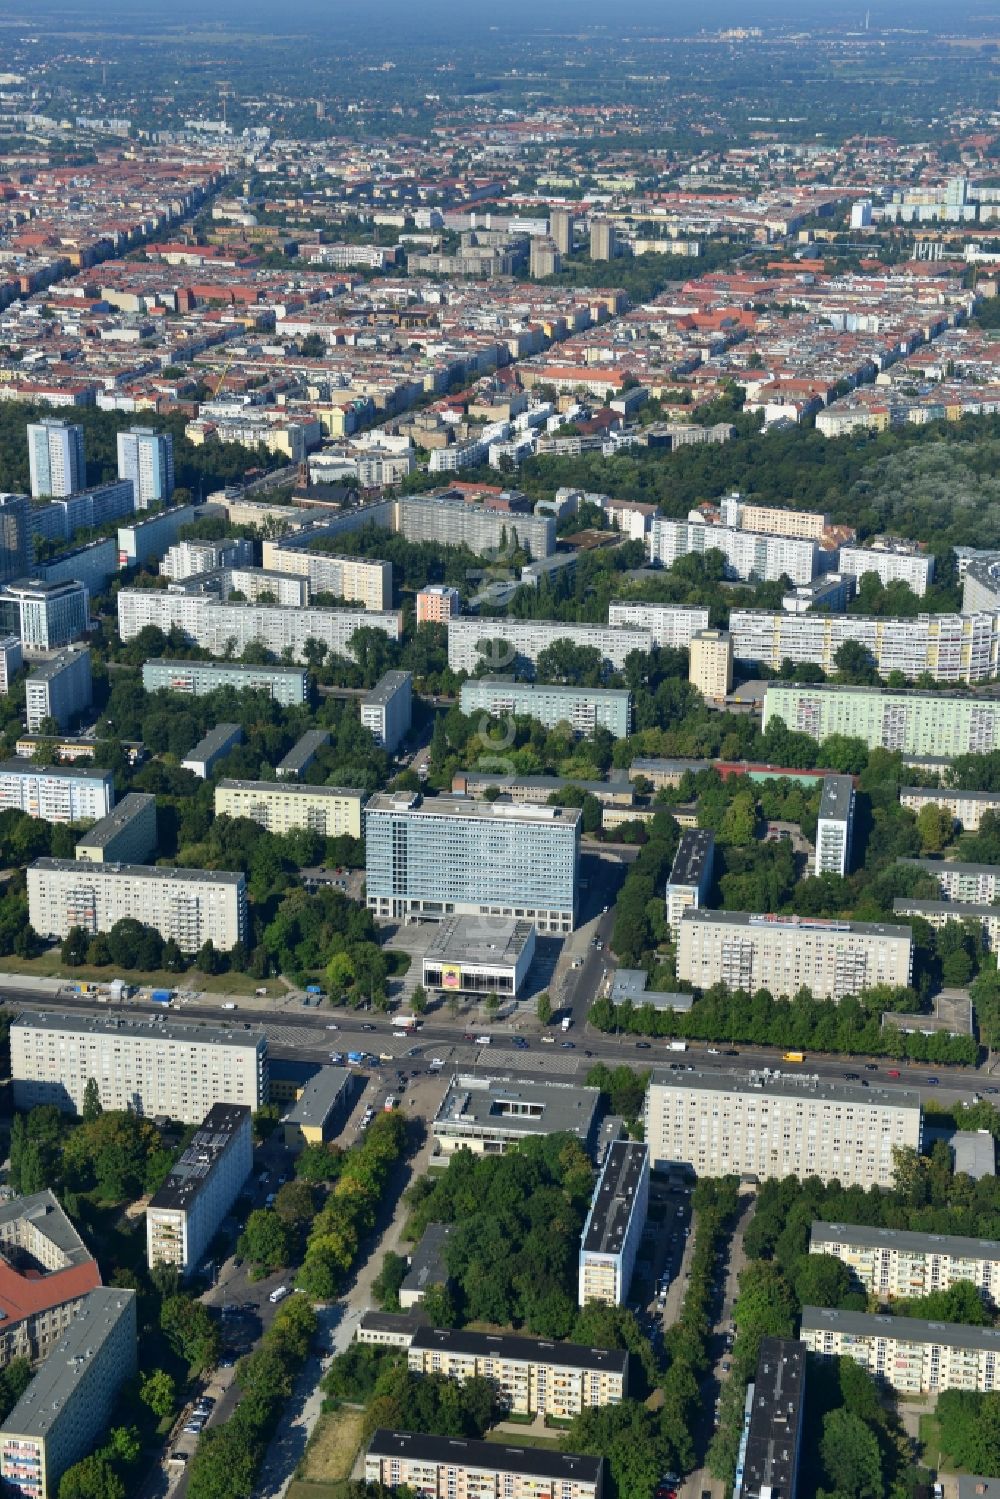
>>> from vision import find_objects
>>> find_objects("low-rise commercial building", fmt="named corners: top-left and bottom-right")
top-left (809, 1221), bottom-right (1000, 1304)
top-left (215, 779), bottom-right (363, 838)
top-left (644, 1070), bottom-right (922, 1188)
top-left (141, 658), bottom-right (308, 705)
top-left (459, 678), bottom-right (632, 739)
top-left (356, 1310), bottom-right (430, 1349)
top-left (578, 1140), bottom-right (649, 1308)
top-left (282, 1067), bottom-right (356, 1151)
top-left (0, 761), bottom-right (113, 824)
top-left (0, 1289), bottom-right (137, 1499)
top-left (448, 617), bottom-right (652, 676)
top-left (607, 602), bottom-right (709, 649)
top-left (25, 647), bottom-right (92, 733)
top-left (180, 722), bottom-right (243, 778)
top-left (361, 670), bottom-right (412, 753)
top-left (677, 910), bottom-right (913, 1002)
top-left (801, 1306), bottom-right (1000, 1394)
top-left (665, 830), bottom-right (715, 938)
top-left (146, 1103), bottom-right (252, 1276)
top-left (400, 1223), bottom-right (454, 1310)
top-left (0, 1191), bottom-right (101, 1370)
top-left (432, 1075), bottom-right (600, 1158)
top-left (899, 785), bottom-right (1000, 831)
top-left (26, 860), bottom-right (247, 952)
top-left (422, 916), bottom-right (536, 1000)
top-left (364, 1430), bottom-right (604, 1499)
top-left (734, 1339), bottom-right (806, 1499)
top-left (815, 775), bottom-right (856, 877)
top-left (74, 793), bottom-right (157, 865)
top-left (407, 1327), bottom-right (628, 1417)
top-left (11, 1010), bottom-right (268, 1122)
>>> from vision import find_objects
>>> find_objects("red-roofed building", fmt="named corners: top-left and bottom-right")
top-left (0, 1190), bottom-right (101, 1368)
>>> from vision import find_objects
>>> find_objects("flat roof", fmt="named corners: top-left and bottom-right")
top-left (467, 677), bottom-right (630, 702)
top-left (958, 1479), bottom-right (1000, 1499)
top-left (366, 792), bottom-right (582, 827)
top-left (679, 908), bottom-right (911, 940)
top-left (277, 729), bottom-right (330, 773)
top-left (894, 898), bottom-right (1000, 919)
top-left (741, 1338), bottom-right (805, 1499)
top-left (0, 1288), bottom-right (135, 1438)
top-left (953, 1131), bottom-right (996, 1180)
top-left (29, 857), bottom-right (244, 888)
top-left (366, 1429), bottom-right (603, 1487)
top-left (0, 758), bottom-right (111, 783)
top-left (811, 1220), bottom-right (1000, 1260)
top-left (13, 1007), bottom-right (265, 1050)
top-left (801, 1305), bottom-right (1000, 1353)
top-left (359, 1309), bottom-right (429, 1337)
top-left (362, 670), bottom-right (412, 707)
top-left (609, 971), bottom-right (694, 1011)
top-left (284, 1067), bottom-right (354, 1128)
top-left (649, 1068), bottom-right (921, 1112)
top-left (25, 647), bottom-right (89, 683)
top-left (903, 859), bottom-right (1000, 878)
top-left (410, 1325), bottom-right (627, 1377)
top-left (819, 774), bottom-right (855, 822)
top-left (455, 771), bottom-right (629, 798)
top-left (145, 658), bottom-right (306, 681)
top-left (148, 1103), bottom-right (250, 1212)
top-left (667, 828), bottom-right (714, 889)
top-left (402, 1223), bottom-right (454, 1297)
top-left (75, 793), bottom-right (155, 850)
top-left (218, 778), bottom-right (362, 800)
top-left (434, 1075), bottom-right (600, 1144)
top-left (424, 915), bottom-right (534, 968)
top-left (582, 1140), bottom-right (648, 1258)
top-left (901, 786), bottom-right (1000, 802)
top-left (765, 680), bottom-right (998, 706)
top-left (182, 722), bottom-right (242, 763)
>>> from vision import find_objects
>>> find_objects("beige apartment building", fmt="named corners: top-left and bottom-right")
top-left (801, 1307), bottom-right (1000, 1394)
top-left (809, 1222), bottom-right (1000, 1305)
top-left (688, 629), bottom-right (733, 702)
top-left (27, 859), bottom-right (246, 953)
top-left (676, 910), bottom-right (913, 1002)
top-left (644, 1071), bottom-right (922, 1188)
top-left (11, 1010), bottom-right (268, 1122)
top-left (406, 1328), bottom-right (627, 1418)
top-left (899, 786), bottom-right (1000, 832)
top-left (260, 541), bottom-right (392, 611)
top-left (214, 780), bottom-right (364, 838)
top-left (733, 500), bottom-right (829, 541)
top-left (364, 1431), bottom-right (603, 1499)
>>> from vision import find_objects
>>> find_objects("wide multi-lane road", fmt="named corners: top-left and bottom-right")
top-left (0, 983), bottom-right (990, 1107)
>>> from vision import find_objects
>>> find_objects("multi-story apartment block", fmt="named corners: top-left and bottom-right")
top-left (677, 910), bottom-right (912, 1001)
top-left (146, 1104), bottom-right (252, 1276)
top-left (815, 775), bottom-right (856, 878)
top-left (215, 780), bottom-right (363, 839)
top-left (901, 858), bottom-right (1000, 903)
top-left (734, 611), bottom-right (999, 683)
top-left (448, 617), bottom-right (652, 676)
top-left (365, 791), bottom-right (581, 933)
top-left (720, 494), bottom-right (829, 541)
top-left (276, 729), bottom-right (330, 779)
top-left (607, 602), bottom-right (709, 649)
top-left (416, 584), bottom-right (461, 625)
top-left (117, 505), bottom-right (199, 569)
top-left (578, 1140), bottom-right (649, 1308)
top-left (764, 682), bottom-right (1000, 757)
top-left (397, 494), bottom-right (556, 559)
top-left (649, 518), bottom-right (816, 585)
top-left (0, 581), bottom-right (89, 653)
top-left (734, 1339), bottom-right (806, 1499)
top-left (892, 898), bottom-right (1000, 950)
top-left (29, 537), bottom-right (116, 596)
top-left (26, 421), bottom-right (85, 500)
top-left (180, 723), bottom-right (243, 779)
top-left (809, 1221), bottom-right (1000, 1305)
top-left (361, 670), bottom-right (412, 753)
top-left (74, 793), bottom-right (157, 865)
top-left (260, 538), bottom-right (392, 611)
top-left (0, 1191), bottom-right (101, 1370)
top-left (0, 1289), bottom-right (137, 1499)
top-left (644, 1070), bottom-right (921, 1188)
top-left (689, 628), bottom-right (733, 701)
top-left (800, 1306), bottom-right (1000, 1395)
top-left (406, 1328), bottom-right (628, 1418)
top-left (11, 1010), bottom-right (268, 1122)
top-left (665, 830), bottom-right (715, 938)
top-left (0, 495), bottom-right (31, 585)
top-left (459, 678), bottom-right (632, 739)
top-left (30, 481), bottom-right (134, 544)
top-left (26, 860), bottom-right (247, 953)
top-left (159, 538), bottom-right (254, 580)
top-left (433, 1076), bottom-right (600, 1157)
top-left (364, 1430), bottom-right (604, 1499)
top-left (116, 427), bottom-right (174, 510)
top-left (117, 589), bottom-right (401, 664)
top-left (24, 647), bottom-right (92, 733)
top-left (838, 541), bottom-right (934, 598)
top-left (899, 785), bottom-right (1000, 832)
top-left (141, 658), bottom-right (308, 706)
top-left (169, 563), bottom-right (308, 611)
top-left (0, 761), bottom-right (113, 823)
top-left (0, 634), bottom-right (23, 692)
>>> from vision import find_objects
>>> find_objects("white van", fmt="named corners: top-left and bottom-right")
top-left (269, 1285), bottom-right (290, 1304)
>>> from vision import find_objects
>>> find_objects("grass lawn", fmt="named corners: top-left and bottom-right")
top-left (287, 1482), bottom-right (346, 1499)
top-left (485, 1431), bottom-right (561, 1450)
top-left (297, 1407), bottom-right (365, 1486)
top-left (918, 1415), bottom-right (959, 1474)
top-left (0, 953), bottom-right (280, 996)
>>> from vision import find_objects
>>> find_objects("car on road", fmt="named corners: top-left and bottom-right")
top-left (392, 1030), bottom-right (408, 1038)
top-left (865, 1063), bottom-right (878, 1070)
top-left (887, 1068), bottom-right (901, 1078)
top-left (326, 1023), bottom-right (339, 1030)
top-left (926, 1076), bottom-right (940, 1085)
top-left (512, 1036), bottom-right (529, 1049)
top-left (561, 1041), bottom-right (575, 1049)
top-left (987, 1087), bottom-right (1000, 1095)
top-left (429, 1057), bottom-right (445, 1069)
top-left (541, 1034), bottom-right (556, 1044)
top-left (844, 1072), bottom-right (860, 1080)
top-left (361, 1023), bottom-right (376, 1032)
top-left (635, 1041), bottom-right (651, 1049)
top-left (707, 1047), bottom-right (719, 1054)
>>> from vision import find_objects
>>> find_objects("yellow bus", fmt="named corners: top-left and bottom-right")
top-left (782, 1051), bottom-right (806, 1063)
